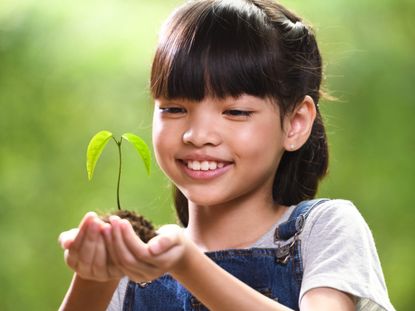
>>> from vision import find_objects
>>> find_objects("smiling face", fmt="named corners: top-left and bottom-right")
top-left (152, 94), bottom-right (287, 208)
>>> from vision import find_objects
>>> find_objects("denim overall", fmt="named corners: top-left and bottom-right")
top-left (122, 199), bottom-right (328, 311)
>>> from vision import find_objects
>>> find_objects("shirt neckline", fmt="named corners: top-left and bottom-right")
top-left (249, 205), bottom-right (296, 248)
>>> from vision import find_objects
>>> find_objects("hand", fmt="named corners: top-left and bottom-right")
top-left (103, 216), bottom-right (190, 283)
top-left (59, 212), bottom-right (123, 282)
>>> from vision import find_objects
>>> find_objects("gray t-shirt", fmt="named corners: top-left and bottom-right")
top-left (107, 199), bottom-right (395, 310)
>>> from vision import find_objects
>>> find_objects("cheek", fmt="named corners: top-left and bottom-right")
top-left (152, 116), bottom-right (184, 174)
top-left (236, 123), bottom-right (283, 156)
top-left (246, 126), bottom-right (285, 180)
top-left (152, 117), bottom-right (170, 167)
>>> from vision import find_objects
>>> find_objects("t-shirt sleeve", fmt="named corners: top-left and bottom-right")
top-left (299, 199), bottom-right (395, 311)
top-left (106, 277), bottom-right (128, 311)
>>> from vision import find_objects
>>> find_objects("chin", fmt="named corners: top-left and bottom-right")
top-left (182, 190), bottom-right (235, 208)
top-left (185, 195), bottom-right (218, 207)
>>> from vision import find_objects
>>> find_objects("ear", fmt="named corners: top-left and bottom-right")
top-left (282, 95), bottom-right (317, 152)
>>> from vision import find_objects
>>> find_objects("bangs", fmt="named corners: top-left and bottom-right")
top-left (151, 1), bottom-right (282, 101)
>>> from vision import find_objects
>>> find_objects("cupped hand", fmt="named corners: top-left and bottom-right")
top-left (59, 212), bottom-right (123, 282)
top-left (103, 216), bottom-right (190, 284)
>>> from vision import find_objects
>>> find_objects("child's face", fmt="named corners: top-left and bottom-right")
top-left (152, 94), bottom-right (287, 207)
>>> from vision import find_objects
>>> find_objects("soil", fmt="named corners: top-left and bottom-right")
top-left (101, 210), bottom-right (157, 243)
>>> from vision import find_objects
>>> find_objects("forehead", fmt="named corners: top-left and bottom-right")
top-left (150, 0), bottom-right (282, 103)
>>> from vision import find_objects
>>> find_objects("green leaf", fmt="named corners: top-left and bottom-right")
top-left (121, 133), bottom-right (151, 175)
top-left (86, 130), bottom-right (113, 180)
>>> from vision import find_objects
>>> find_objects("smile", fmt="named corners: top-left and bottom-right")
top-left (177, 159), bottom-right (232, 180)
top-left (185, 160), bottom-right (225, 171)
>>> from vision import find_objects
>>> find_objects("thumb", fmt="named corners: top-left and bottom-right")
top-left (148, 224), bottom-right (183, 256)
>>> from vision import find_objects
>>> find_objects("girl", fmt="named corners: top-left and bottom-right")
top-left (59, 0), bottom-right (395, 310)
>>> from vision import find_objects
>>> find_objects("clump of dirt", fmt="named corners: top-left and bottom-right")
top-left (101, 210), bottom-right (157, 243)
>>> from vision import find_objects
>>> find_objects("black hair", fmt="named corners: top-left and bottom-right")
top-left (151, 0), bottom-right (329, 226)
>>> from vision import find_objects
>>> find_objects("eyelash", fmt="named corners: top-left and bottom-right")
top-left (159, 107), bottom-right (253, 118)
top-left (224, 110), bottom-right (253, 118)
top-left (159, 107), bottom-right (186, 114)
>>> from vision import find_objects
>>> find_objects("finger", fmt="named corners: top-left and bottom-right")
top-left (102, 223), bottom-right (119, 265)
top-left (120, 219), bottom-right (161, 274)
top-left (91, 233), bottom-right (108, 279)
top-left (70, 212), bottom-right (98, 252)
top-left (111, 217), bottom-right (156, 272)
top-left (74, 220), bottom-right (100, 266)
top-left (63, 214), bottom-right (98, 269)
top-left (101, 222), bottom-right (126, 278)
top-left (120, 219), bottom-right (151, 260)
top-left (64, 249), bottom-right (77, 270)
top-left (102, 222), bottom-right (137, 281)
top-left (149, 225), bottom-right (183, 256)
top-left (148, 235), bottom-right (176, 256)
top-left (92, 231), bottom-right (124, 281)
top-left (69, 219), bottom-right (99, 278)
top-left (58, 228), bottom-right (79, 249)
top-left (109, 216), bottom-right (138, 268)
top-left (156, 224), bottom-right (183, 235)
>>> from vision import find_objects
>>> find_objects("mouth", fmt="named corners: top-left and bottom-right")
top-left (177, 159), bottom-right (232, 172)
top-left (183, 159), bottom-right (225, 171)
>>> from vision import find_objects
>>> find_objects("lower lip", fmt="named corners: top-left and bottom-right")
top-left (178, 161), bottom-right (232, 180)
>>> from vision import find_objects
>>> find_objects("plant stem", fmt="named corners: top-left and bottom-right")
top-left (113, 137), bottom-right (123, 210)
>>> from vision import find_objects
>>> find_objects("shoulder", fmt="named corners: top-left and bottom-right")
top-left (306, 199), bottom-right (364, 226)
top-left (300, 199), bottom-right (375, 270)
top-left (299, 199), bottom-right (395, 311)
top-left (300, 198), bottom-right (376, 269)
top-left (302, 199), bottom-right (369, 240)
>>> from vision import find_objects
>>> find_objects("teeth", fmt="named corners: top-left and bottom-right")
top-left (193, 161), bottom-right (201, 170)
top-left (186, 160), bottom-right (225, 171)
top-left (209, 162), bottom-right (217, 170)
top-left (201, 161), bottom-right (209, 171)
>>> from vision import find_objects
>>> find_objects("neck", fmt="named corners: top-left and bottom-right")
top-left (185, 193), bottom-right (288, 252)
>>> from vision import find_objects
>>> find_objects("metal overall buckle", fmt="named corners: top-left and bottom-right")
top-left (275, 214), bottom-right (305, 264)
top-left (138, 281), bottom-right (152, 288)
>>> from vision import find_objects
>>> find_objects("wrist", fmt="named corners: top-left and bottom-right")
top-left (170, 240), bottom-right (203, 278)
top-left (59, 274), bottom-right (120, 311)
top-left (74, 273), bottom-right (121, 285)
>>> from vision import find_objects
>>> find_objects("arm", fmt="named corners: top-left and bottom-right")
top-left (171, 241), bottom-right (292, 311)
top-left (171, 241), bottom-right (354, 311)
top-left (105, 217), bottom-right (354, 311)
top-left (298, 200), bottom-right (393, 310)
top-left (59, 274), bottom-right (119, 311)
top-left (301, 288), bottom-right (354, 311)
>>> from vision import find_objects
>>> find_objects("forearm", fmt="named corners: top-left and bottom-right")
top-left (171, 244), bottom-right (292, 311)
top-left (59, 274), bottom-right (120, 311)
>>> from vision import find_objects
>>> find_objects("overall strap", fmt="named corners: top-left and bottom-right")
top-left (275, 198), bottom-right (330, 242)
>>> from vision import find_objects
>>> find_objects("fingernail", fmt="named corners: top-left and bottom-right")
top-left (109, 215), bottom-right (120, 223)
top-left (150, 242), bottom-right (162, 255)
top-left (101, 223), bottom-right (111, 233)
top-left (87, 211), bottom-right (98, 218)
top-left (149, 237), bottom-right (170, 255)
top-left (90, 221), bottom-right (99, 232)
top-left (101, 222), bottom-right (111, 230)
top-left (102, 227), bottom-right (111, 239)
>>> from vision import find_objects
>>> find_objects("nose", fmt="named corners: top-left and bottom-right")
top-left (182, 115), bottom-right (222, 147)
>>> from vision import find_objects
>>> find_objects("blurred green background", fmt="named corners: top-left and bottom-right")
top-left (0, 0), bottom-right (413, 310)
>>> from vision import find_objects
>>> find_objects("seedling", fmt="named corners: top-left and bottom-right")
top-left (86, 130), bottom-right (156, 242)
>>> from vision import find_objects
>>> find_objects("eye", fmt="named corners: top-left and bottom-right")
top-left (159, 107), bottom-right (186, 114)
top-left (224, 109), bottom-right (253, 118)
